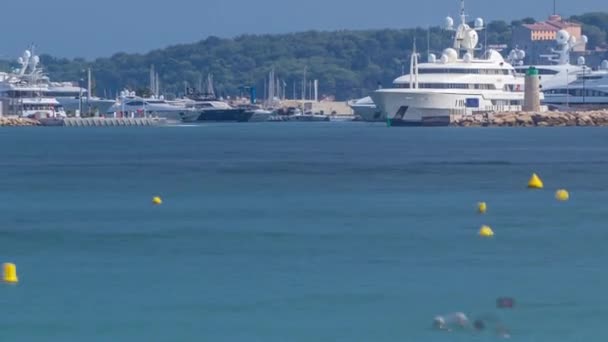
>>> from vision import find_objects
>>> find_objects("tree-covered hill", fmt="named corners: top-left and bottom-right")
top-left (5, 12), bottom-right (608, 100)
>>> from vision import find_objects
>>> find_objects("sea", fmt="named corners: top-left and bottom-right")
top-left (1, 123), bottom-right (607, 341)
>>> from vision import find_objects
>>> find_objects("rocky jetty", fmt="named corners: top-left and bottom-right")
top-left (0, 117), bottom-right (40, 127)
top-left (449, 110), bottom-right (608, 127)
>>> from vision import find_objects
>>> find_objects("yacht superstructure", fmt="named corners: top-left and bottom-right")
top-left (371, 0), bottom-right (531, 125)
top-left (0, 50), bottom-right (66, 118)
top-left (510, 30), bottom-right (590, 90)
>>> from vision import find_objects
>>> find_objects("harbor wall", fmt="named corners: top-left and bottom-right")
top-left (448, 110), bottom-right (608, 127)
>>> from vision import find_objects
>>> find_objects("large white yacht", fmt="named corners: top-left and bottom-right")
top-left (511, 30), bottom-right (590, 90)
top-left (542, 60), bottom-right (608, 109)
top-left (371, 0), bottom-right (530, 126)
top-left (0, 50), bottom-right (66, 118)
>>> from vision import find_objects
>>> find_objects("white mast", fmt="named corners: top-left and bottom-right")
top-left (150, 65), bottom-right (155, 96)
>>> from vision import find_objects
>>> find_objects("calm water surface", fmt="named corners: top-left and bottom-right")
top-left (0, 123), bottom-right (607, 341)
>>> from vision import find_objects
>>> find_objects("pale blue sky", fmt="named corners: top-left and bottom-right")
top-left (2, 0), bottom-right (604, 59)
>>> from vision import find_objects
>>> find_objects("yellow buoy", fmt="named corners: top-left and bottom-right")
top-left (152, 196), bottom-right (163, 205)
top-left (3, 263), bottom-right (18, 284)
top-left (528, 173), bottom-right (544, 189)
top-left (555, 189), bottom-right (569, 201)
top-left (477, 202), bottom-right (488, 214)
top-left (479, 225), bottom-right (495, 238)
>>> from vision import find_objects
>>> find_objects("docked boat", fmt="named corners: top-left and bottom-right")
top-left (107, 90), bottom-right (198, 122)
top-left (179, 74), bottom-right (252, 122)
top-left (47, 81), bottom-right (115, 116)
top-left (542, 60), bottom-right (608, 109)
top-left (348, 96), bottom-right (382, 122)
top-left (371, 0), bottom-right (531, 126)
top-left (0, 50), bottom-right (66, 118)
top-left (181, 98), bottom-right (251, 122)
top-left (511, 30), bottom-right (590, 90)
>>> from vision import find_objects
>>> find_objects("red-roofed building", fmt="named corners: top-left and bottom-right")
top-left (512, 15), bottom-right (586, 64)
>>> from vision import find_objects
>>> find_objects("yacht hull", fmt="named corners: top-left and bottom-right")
top-left (372, 90), bottom-right (524, 123)
top-left (184, 109), bottom-right (252, 122)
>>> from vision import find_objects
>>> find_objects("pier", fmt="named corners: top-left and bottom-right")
top-left (47, 117), bottom-right (168, 127)
top-left (448, 110), bottom-right (608, 127)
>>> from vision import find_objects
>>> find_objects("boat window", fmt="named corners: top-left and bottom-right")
top-left (537, 69), bottom-right (559, 75)
top-left (126, 101), bottom-right (144, 106)
top-left (418, 68), bottom-right (511, 75)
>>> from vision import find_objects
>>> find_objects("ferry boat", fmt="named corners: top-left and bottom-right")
top-left (371, 0), bottom-right (532, 126)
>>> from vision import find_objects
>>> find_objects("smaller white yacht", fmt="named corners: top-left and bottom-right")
top-left (348, 96), bottom-right (382, 122)
top-left (107, 90), bottom-right (199, 122)
top-left (543, 60), bottom-right (608, 109)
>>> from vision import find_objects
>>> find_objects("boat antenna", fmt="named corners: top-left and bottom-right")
top-left (427, 27), bottom-right (430, 59)
top-left (460, 0), bottom-right (466, 26)
top-left (553, 0), bottom-right (557, 15)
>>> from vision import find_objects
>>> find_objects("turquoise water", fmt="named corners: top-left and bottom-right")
top-left (1, 124), bottom-right (608, 341)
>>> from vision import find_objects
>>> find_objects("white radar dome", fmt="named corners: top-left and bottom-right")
top-left (445, 16), bottom-right (454, 29)
top-left (463, 53), bottom-right (473, 63)
top-left (463, 29), bottom-right (479, 50)
top-left (556, 30), bottom-right (570, 45)
top-left (474, 18), bottom-right (484, 29)
top-left (577, 56), bottom-right (586, 66)
top-left (440, 54), bottom-right (449, 64)
top-left (601, 60), bottom-right (608, 70)
top-left (428, 53), bottom-right (437, 63)
top-left (443, 48), bottom-right (458, 62)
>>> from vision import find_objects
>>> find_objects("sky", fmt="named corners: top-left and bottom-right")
top-left (2, 0), bottom-right (604, 59)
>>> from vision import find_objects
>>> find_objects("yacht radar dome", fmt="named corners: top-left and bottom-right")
top-left (601, 60), bottom-right (608, 70)
top-left (577, 56), bottom-right (586, 66)
top-left (428, 53), bottom-right (437, 63)
top-left (556, 30), bottom-right (571, 45)
top-left (474, 18), bottom-right (484, 29)
top-left (23, 50), bottom-right (31, 59)
top-left (440, 54), bottom-right (449, 64)
top-left (486, 49), bottom-right (504, 62)
top-left (443, 48), bottom-right (458, 62)
top-left (463, 52), bottom-right (473, 63)
top-left (445, 16), bottom-right (454, 30)
top-left (462, 29), bottom-right (479, 50)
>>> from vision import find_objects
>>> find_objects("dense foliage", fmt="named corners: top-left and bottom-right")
top-left (4, 12), bottom-right (608, 100)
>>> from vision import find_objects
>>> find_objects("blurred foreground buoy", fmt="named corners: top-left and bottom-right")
top-left (3, 263), bottom-right (18, 284)
top-left (555, 189), bottom-right (569, 202)
top-left (528, 173), bottom-right (544, 189)
top-left (497, 297), bottom-right (515, 309)
top-left (479, 225), bottom-right (494, 238)
top-left (152, 196), bottom-right (163, 205)
top-left (477, 202), bottom-right (487, 214)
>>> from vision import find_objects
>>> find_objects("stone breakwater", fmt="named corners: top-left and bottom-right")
top-left (450, 110), bottom-right (608, 127)
top-left (0, 117), bottom-right (40, 126)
